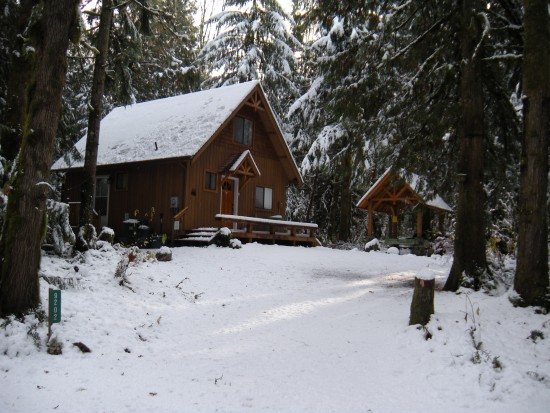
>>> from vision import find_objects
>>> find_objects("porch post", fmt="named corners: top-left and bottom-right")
top-left (416, 209), bottom-right (423, 238)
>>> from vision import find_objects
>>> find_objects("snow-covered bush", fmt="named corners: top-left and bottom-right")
top-left (365, 238), bottom-right (380, 252)
top-left (45, 200), bottom-right (76, 256)
top-left (433, 235), bottom-right (452, 255)
top-left (156, 246), bottom-right (172, 262)
top-left (387, 247), bottom-right (399, 255)
top-left (230, 238), bottom-right (242, 249)
top-left (212, 227), bottom-right (232, 247)
top-left (75, 224), bottom-right (97, 252)
top-left (98, 226), bottom-right (115, 244)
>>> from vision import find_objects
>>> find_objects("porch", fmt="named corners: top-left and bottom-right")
top-left (176, 214), bottom-right (319, 247)
top-left (216, 214), bottom-right (320, 246)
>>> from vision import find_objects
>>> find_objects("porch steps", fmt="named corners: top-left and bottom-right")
top-left (175, 227), bottom-right (219, 247)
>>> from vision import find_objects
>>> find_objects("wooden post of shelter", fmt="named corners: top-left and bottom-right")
top-left (416, 209), bottom-right (423, 238)
top-left (367, 201), bottom-right (374, 238)
top-left (438, 212), bottom-right (445, 235)
top-left (390, 214), bottom-right (398, 238)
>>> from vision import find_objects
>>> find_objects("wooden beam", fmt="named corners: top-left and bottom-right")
top-left (370, 197), bottom-right (420, 202)
top-left (416, 209), bottom-right (423, 238)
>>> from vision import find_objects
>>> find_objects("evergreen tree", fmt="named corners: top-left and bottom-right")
top-left (514, 0), bottom-right (549, 305)
top-left (0, 0), bottom-right (37, 165)
top-left (288, 1), bottom-right (395, 242)
top-left (131, 0), bottom-right (199, 101)
top-left (79, 0), bottom-right (114, 229)
top-left (198, 0), bottom-right (301, 117)
top-left (444, 0), bottom-right (488, 291)
top-left (0, 0), bottom-right (80, 316)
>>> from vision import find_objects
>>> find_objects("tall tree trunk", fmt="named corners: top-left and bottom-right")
top-left (79, 0), bottom-right (113, 227)
top-left (0, 0), bottom-right (37, 165)
top-left (0, 0), bottom-right (79, 316)
top-left (514, 0), bottom-right (550, 305)
top-left (338, 149), bottom-right (353, 241)
top-left (444, 0), bottom-right (487, 291)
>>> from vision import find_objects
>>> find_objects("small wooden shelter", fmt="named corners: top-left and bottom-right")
top-left (356, 168), bottom-right (452, 240)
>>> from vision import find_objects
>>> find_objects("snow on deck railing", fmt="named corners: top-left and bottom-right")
top-left (215, 214), bottom-right (318, 229)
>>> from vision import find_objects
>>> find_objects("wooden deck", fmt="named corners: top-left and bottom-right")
top-left (215, 214), bottom-right (320, 246)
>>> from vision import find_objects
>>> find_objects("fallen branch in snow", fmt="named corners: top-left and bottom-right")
top-left (175, 278), bottom-right (189, 288)
top-left (73, 342), bottom-right (91, 353)
top-left (214, 374), bottom-right (223, 385)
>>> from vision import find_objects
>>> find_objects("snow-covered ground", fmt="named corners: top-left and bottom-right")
top-left (1, 244), bottom-right (549, 412)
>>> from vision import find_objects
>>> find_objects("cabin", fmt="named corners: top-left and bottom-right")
top-left (53, 81), bottom-right (318, 246)
top-left (356, 168), bottom-right (452, 253)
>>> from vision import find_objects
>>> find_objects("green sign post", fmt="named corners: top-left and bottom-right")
top-left (48, 288), bottom-right (61, 340)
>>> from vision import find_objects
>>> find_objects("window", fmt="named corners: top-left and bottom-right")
top-left (233, 116), bottom-right (253, 145)
top-left (115, 173), bottom-right (128, 191)
top-left (255, 186), bottom-right (273, 210)
top-left (94, 177), bottom-right (109, 216)
top-left (205, 171), bottom-right (217, 190)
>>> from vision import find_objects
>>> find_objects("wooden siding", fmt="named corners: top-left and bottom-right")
top-left (61, 159), bottom-right (187, 239)
top-left (184, 105), bottom-right (291, 230)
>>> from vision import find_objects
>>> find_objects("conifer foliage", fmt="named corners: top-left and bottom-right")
top-left (0, 0), bottom-right (547, 316)
top-left (199, 0), bottom-right (301, 116)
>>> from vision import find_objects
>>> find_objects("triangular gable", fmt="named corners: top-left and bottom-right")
top-left (356, 169), bottom-right (452, 213)
top-left (192, 83), bottom-right (303, 185)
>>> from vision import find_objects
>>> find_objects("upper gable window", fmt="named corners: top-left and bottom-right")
top-left (233, 116), bottom-right (253, 146)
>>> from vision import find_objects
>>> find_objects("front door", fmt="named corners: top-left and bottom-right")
top-left (95, 176), bottom-right (110, 228)
top-left (221, 180), bottom-right (234, 215)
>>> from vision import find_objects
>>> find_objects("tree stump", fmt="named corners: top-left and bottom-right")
top-left (409, 277), bottom-right (435, 326)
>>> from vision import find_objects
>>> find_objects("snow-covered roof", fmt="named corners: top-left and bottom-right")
top-left (355, 167), bottom-right (392, 208)
top-left (356, 168), bottom-right (452, 213)
top-left (408, 173), bottom-right (452, 212)
top-left (52, 81), bottom-right (260, 170)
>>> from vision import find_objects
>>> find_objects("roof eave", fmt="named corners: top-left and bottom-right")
top-left (52, 155), bottom-right (193, 172)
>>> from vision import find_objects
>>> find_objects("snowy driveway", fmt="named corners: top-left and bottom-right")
top-left (1, 244), bottom-right (549, 412)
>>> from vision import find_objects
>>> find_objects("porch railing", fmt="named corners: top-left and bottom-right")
top-left (215, 214), bottom-right (319, 245)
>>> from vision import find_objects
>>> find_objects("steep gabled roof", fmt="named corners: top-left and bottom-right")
top-left (52, 81), bottom-right (260, 170)
top-left (356, 168), bottom-right (452, 213)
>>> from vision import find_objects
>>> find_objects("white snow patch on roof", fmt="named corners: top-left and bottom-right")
top-left (229, 150), bottom-right (261, 176)
top-left (424, 195), bottom-right (452, 212)
top-left (53, 81), bottom-right (259, 169)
